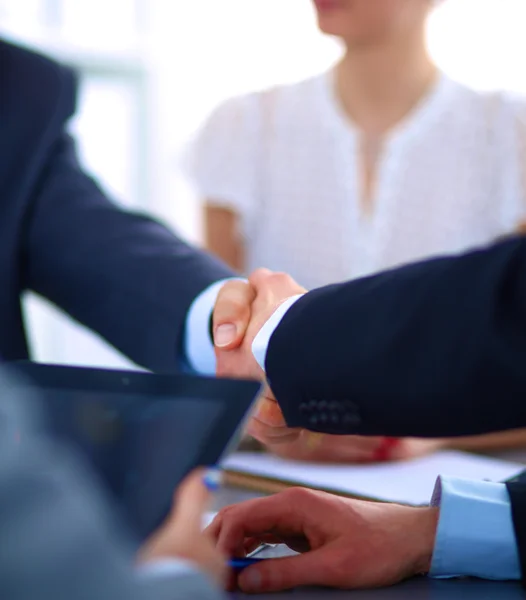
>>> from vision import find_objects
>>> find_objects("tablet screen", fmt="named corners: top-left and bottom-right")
top-left (126, 399), bottom-right (222, 536)
top-left (42, 389), bottom-right (143, 498)
top-left (9, 363), bottom-right (260, 540)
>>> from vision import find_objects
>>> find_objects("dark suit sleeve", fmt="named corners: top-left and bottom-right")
top-left (506, 482), bottom-right (526, 585)
top-left (21, 74), bottom-right (233, 373)
top-left (265, 236), bottom-right (526, 438)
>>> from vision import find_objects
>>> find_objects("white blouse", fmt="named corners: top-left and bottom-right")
top-left (183, 70), bottom-right (526, 290)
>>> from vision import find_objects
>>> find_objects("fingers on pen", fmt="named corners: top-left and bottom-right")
top-left (211, 492), bottom-right (306, 555)
top-left (238, 553), bottom-right (323, 594)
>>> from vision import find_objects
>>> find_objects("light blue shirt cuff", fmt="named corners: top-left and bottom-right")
top-left (138, 558), bottom-right (199, 579)
top-left (251, 295), bottom-right (305, 371)
top-left (429, 476), bottom-right (520, 580)
top-left (184, 278), bottom-right (244, 375)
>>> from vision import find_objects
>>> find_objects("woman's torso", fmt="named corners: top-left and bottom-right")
top-left (237, 71), bottom-right (526, 290)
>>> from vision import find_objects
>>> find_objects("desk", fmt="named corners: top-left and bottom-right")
top-left (214, 488), bottom-right (525, 600)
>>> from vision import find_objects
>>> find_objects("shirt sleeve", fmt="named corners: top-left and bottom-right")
top-left (184, 278), bottom-right (247, 374)
top-left (429, 476), bottom-right (521, 580)
top-left (251, 295), bottom-right (305, 371)
top-left (180, 94), bottom-right (261, 232)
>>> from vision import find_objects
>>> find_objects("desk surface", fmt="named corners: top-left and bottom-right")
top-left (214, 488), bottom-right (525, 600)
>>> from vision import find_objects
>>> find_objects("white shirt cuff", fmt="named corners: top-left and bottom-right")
top-left (138, 558), bottom-right (199, 579)
top-left (251, 295), bottom-right (305, 371)
top-left (185, 278), bottom-right (244, 375)
top-left (429, 476), bottom-right (520, 580)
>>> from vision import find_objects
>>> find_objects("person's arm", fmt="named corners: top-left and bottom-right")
top-left (253, 238), bottom-right (526, 438)
top-left (137, 469), bottom-right (227, 598)
top-left (445, 429), bottom-right (526, 453)
top-left (208, 476), bottom-right (525, 593)
top-left (248, 293), bottom-right (526, 458)
top-left (24, 128), bottom-right (237, 374)
top-left (181, 93), bottom-right (259, 276)
top-left (248, 285), bottom-right (526, 456)
top-left (204, 204), bottom-right (244, 272)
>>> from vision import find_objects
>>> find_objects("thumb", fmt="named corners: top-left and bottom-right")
top-left (238, 553), bottom-right (324, 593)
top-left (213, 280), bottom-right (255, 350)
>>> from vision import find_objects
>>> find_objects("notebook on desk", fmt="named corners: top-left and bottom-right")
top-left (222, 451), bottom-right (525, 505)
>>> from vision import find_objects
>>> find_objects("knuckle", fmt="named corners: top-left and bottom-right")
top-left (284, 486), bottom-right (314, 504)
top-left (215, 296), bottom-right (249, 319)
top-left (217, 280), bottom-right (248, 301)
top-left (249, 267), bottom-right (272, 286)
top-left (217, 504), bottom-right (234, 518)
top-left (277, 271), bottom-right (292, 282)
top-left (216, 280), bottom-right (239, 299)
top-left (252, 267), bottom-right (269, 278)
top-left (224, 296), bottom-right (249, 313)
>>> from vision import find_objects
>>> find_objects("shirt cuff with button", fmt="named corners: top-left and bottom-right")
top-left (184, 278), bottom-right (245, 374)
top-left (251, 295), bottom-right (305, 370)
top-left (429, 476), bottom-right (521, 580)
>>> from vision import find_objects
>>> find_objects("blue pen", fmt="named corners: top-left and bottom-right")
top-left (228, 557), bottom-right (264, 571)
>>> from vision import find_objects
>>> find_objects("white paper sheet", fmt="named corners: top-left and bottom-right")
top-left (222, 451), bottom-right (524, 505)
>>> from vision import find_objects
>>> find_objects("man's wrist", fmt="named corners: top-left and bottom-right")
top-left (414, 507), bottom-right (440, 575)
top-left (251, 294), bottom-right (305, 371)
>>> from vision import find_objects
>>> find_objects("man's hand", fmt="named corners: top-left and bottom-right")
top-left (138, 469), bottom-right (227, 587)
top-left (213, 269), bottom-right (306, 445)
top-left (211, 279), bottom-right (257, 351)
top-left (213, 269), bottom-right (306, 379)
top-left (208, 488), bottom-right (439, 593)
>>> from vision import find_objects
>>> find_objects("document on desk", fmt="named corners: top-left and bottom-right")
top-left (222, 451), bottom-right (524, 505)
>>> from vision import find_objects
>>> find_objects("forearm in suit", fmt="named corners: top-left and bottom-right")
top-left (265, 236), bottom-right (526, 438)
top-left (21, 68), bottom-right (233, 372)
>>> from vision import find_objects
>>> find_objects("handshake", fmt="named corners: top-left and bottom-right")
top-left (211, 269), bottom-right (308, 453)
top-left (209, 269), bottom-right (439, 464)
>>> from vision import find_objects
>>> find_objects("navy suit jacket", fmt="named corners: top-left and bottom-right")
top-left (264, 235), bottom-right (526, 580)
top-left (0, 39), bottom-right (232, 371)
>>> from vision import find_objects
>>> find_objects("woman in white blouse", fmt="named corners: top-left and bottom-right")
top-left (185, 0), bottom-right (526, 463)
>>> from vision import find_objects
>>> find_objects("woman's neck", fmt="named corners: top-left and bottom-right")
top-left (336, 29), bottom-right (437, 136)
